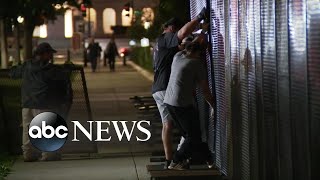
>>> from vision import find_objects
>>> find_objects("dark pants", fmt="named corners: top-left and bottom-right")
top-left (91, 58), bottom-right (97, 72)
top-left (166, 104), bottom-right (211, 163)
top-left (103, 57), bottom-right (107, 67)
top-left (108, 57), bottom-right (115, 71)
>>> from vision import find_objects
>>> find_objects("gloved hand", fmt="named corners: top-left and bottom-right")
top-left (210, 106), bottom-right (215, 119)
top-left (197, 7), bottom-right (209, 22)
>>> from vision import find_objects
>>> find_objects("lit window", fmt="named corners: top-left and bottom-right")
top-left (84, 8), bottom-right (97, 32)
top-left (64, 9), bottom-right (73, 38)
top-left (33, 24), bottom-right (47, 38)
top-left (122, 8), bottom-right (133, 26)
top-left (103, 8), bottom-right (116, 34)
top-left (141, 8), bottom-right (154, 24)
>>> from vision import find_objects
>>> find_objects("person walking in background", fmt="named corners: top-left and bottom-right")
top-left (104, 36), bottom-right (119, 72)
top-left (9, 42), bottom-right (72, 162)
top-left (87, 38), bottom-right (102, 72)
top-left (152, 7), bottom-right (209, 169)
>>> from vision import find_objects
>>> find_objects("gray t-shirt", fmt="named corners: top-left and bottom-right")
top-left (164, 51), bottom-right (207, 107)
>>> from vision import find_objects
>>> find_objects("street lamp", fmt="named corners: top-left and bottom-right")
top-left (17, 16), bottom-right (24, 24)
top-left (64, 9), bottom-right (73, 38)
top-left (143, 22), bottom-right (151, 30)
top-left (54, 4), bottom-right (62, 10)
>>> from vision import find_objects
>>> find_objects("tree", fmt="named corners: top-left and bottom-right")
top-left (126, 0), bottom-right (190, 41)
top-left (0, 0), bottom-right (92, 66)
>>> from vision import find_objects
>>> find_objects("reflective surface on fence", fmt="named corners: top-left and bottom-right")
top-left (190, 0), bottom-right (320, 180)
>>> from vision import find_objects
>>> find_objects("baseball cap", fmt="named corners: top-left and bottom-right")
top-left (164, 17), bottom-right (182, 28)
top-left (35, 42), bottom-right (57, 55)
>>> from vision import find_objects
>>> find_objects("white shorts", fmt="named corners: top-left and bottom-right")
top-left (152, 91), bottom-right (172, 124)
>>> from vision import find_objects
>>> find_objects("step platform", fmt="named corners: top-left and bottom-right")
top-left (147, 164), bottom-right (221, 180)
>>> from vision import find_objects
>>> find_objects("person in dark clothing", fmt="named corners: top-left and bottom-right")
top-left (104, 36), bottom-right (119, 71)
top-left (87, 38), bottom-right (102, 72)
top-left (152, 7), bottom-right (209, 169)
top-left (10, 42), bottom-right (72, 162)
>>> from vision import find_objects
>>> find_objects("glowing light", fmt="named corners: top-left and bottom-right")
top-left (120, 53), bottom-right (124, 57)
top-left (103, 8), bottom-right (116, 34)
top-left (55, 4), bottom-right (62, 10)
top-left (129, 40), bottom-right (136, 46)
top-left (63, 2), bottom-right (68, 9)
top-left (17, 16), bottom-right (24, 23)
top-left (144, 22), bottom-right (151, 29)
top-left (122, 8), bottom-right (133, 26)
top-left (64, 9), bottom-right (73, 38)
top-left (34, 24), bottom-right (47, 38)
top-left (84, 8), bottom-right (97, 31)
top-left (141, 38), bottom-right (149, 47)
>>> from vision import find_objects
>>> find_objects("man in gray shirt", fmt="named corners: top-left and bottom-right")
top-left (164, 37), bottom-right (214, 170)
top-left (152, 7), bottom-right (209, 169)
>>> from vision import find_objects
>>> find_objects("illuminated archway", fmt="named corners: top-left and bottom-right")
top-left (103, 8), bottom-right (116, 34)
top-left (121, 7), bottom-right (133, 26)
top-left (33, 24), bottom-right (47, 38)
top-left (64, 9), bottom-right (73, 38)
top-left (84, 8), bottom-right (97, 32)
top-left (141, 7), bottom-right (154, 23)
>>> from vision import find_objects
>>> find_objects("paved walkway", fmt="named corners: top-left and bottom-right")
top-left (7, 61), bottom-right (156, 180)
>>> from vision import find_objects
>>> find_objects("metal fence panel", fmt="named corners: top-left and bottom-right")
top-left (307, 1), bottom-right (320, 179)
top-left (261, 0), bottom-right (279, 179)
top-left (223, 0), bottom-right (233, 178)
top-left (247, 0), bottom-right (259, 179)
top-left (210, 0), bottom-right (227, 174)
top-left (238, 0), bottom-right (250, 179)
top-left (229, 0), bottom-right (242, 179)
top-left (253, 0), bottom-right (264, 179)
top-left (288, 0), bottom-right (310, 179)
top-left (275, 1), bottom-right (293, 180)
top-left (189, 1), bottom-right (318, 179)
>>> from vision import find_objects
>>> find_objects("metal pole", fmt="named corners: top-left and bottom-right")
top-left (14, 23), bottom-right (21, 64)
top-left (131, 0), bottom-right (134, 23)
top-left (88, 7), bottom-right (91, 37)
top-left (66, 49), bottom-right (71, 63)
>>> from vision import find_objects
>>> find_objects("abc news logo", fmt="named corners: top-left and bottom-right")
top-left (29, 112), bottom-right (151, 152)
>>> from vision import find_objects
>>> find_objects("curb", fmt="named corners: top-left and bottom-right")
top-left (127, 61), bottom-right (154, 82)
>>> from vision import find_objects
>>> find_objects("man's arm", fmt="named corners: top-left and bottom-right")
top-left (177, 7), bottom-right (208, 40)
top-left (177, 19), bottom-right (200, 41)
top-left (10, 63), bottom-right (25, 79)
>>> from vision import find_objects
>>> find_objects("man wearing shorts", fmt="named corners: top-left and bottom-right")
top-left (152, 8), bottom-right (208, 168)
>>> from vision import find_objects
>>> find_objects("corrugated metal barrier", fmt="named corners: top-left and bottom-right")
top-left (190, 0), bottom-right (320, 179)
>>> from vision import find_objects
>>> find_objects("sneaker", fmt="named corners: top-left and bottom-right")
top-left (207, 158), bottom-right (214, 169)
top-left (207, 162), bottom-right (214, 169)
top-left (164, 159), bottom-right (171, 169)
top-left (168, 160), bottom-right (189, 170)
top-left (23, 152), bottom-right (40, 162)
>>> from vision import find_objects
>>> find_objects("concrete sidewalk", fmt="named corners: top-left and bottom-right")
top-left (8, 155), bottom-right (150, 180)
top-left (7, 61), bottom-right (156, 180)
